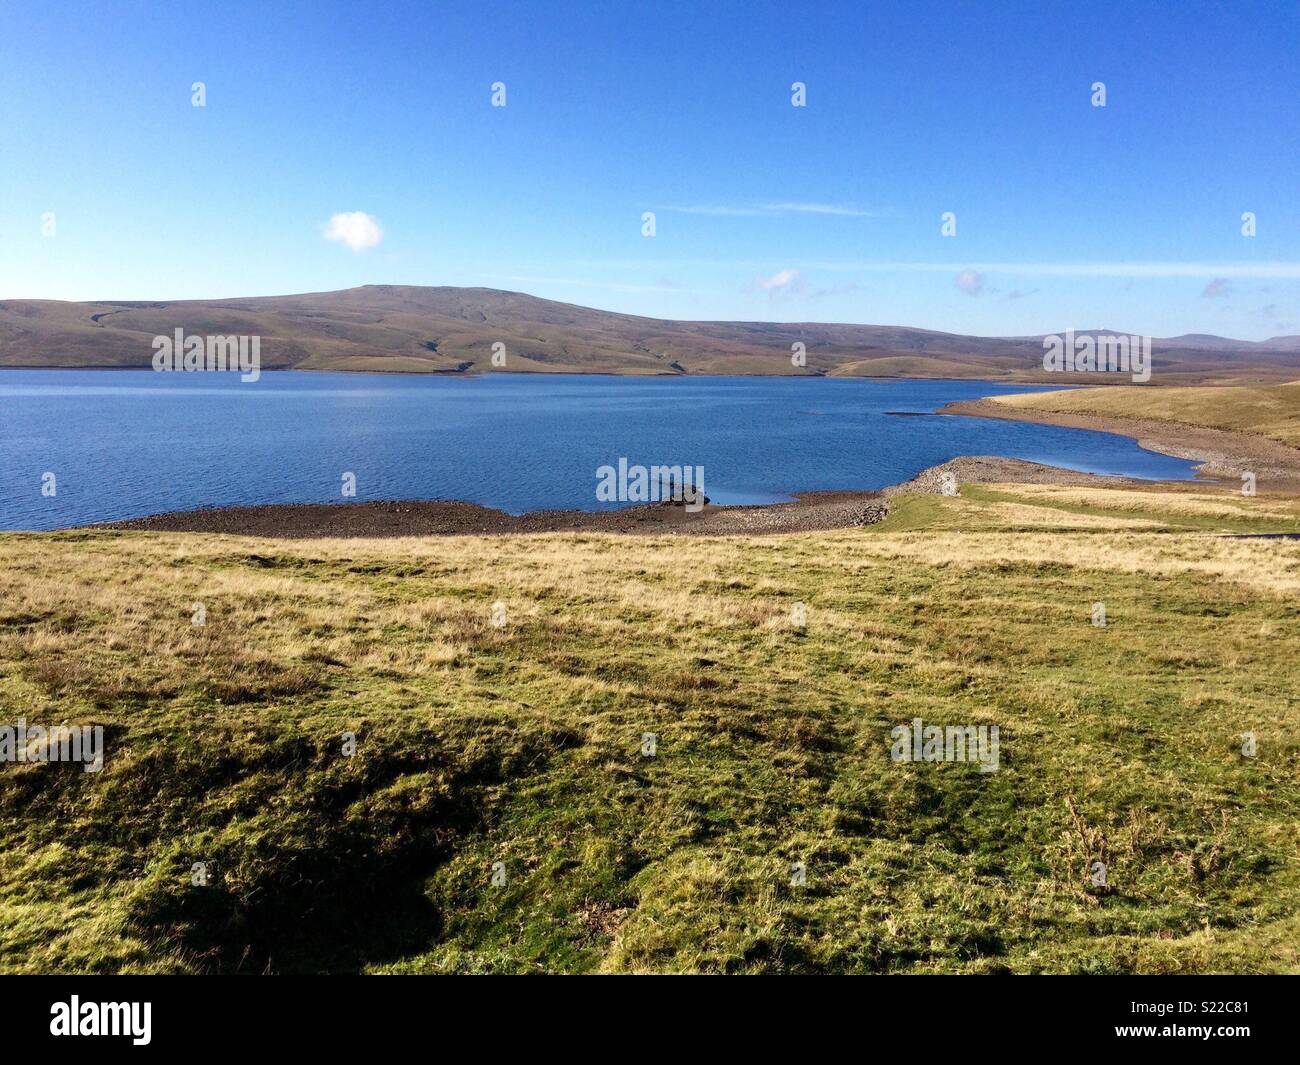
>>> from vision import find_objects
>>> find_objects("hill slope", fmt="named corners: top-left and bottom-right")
top-left (2, 285), bottom-right (1298, 381)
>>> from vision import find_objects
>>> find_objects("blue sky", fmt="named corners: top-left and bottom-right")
top-left (1, 0), bottom-right (1296, 338)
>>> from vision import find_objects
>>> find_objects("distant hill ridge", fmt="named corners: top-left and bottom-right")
top-left (2, 284), bottom-right (1297, 383)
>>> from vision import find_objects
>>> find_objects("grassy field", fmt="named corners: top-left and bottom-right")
top-left (2, 483), bottom-right (1299, 973)
top-left (994, 380), bottom-right (1300, 447)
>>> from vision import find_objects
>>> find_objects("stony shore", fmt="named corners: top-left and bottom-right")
top-left (90, 456), bottom-right (1169, 539)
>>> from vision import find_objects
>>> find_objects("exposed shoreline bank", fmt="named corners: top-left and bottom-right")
top-left (81, 456), bottom-right (1190, 539)
top-left (941, 398), bottom-right (1300, 492)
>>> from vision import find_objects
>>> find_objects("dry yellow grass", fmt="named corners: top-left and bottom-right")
top-left (994, 380), bottom-right (1300, 447)
top-left (986, 483), bottom-right (1300, 521)
top-left (3, 483), bottom-right (1299, 973)
top-left (865, 528), bottom-right (1300, 595)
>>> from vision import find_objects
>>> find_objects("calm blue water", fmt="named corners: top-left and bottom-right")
top-left (0, 370), bottom-right (1197, 530)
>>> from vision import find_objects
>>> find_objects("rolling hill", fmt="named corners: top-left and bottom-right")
top-left (2, 285), bottom-right (1297, 383)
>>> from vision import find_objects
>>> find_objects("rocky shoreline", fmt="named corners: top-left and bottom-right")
top-left (88, 456), bottom-right (1159, 539)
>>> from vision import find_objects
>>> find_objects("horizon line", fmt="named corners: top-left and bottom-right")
top-left (3, 282), bottom-right (1295, 345)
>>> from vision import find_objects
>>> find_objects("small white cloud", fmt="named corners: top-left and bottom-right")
top-left (324, 211), bottom-right (384, 252)
top-left (1202, 277), bottom-right (1232, 299)
top-left (953, 268), bottom-right (984, 296)
top-left (754, 268), bottom-right (803, 291)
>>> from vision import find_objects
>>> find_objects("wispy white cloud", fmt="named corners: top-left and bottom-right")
top-left (558, 258), bottom-right (1300, 279)
top-left (752, 268), bottom-right (804, 293)
top-left (761, 202), bottom-right (878, 217)
top-left (663, 203), bottom-right (876, 218)
top-left (823, 261), bottom-right (1300, 279)
top-left (663, 205), bottom-right (765, 216)
top-left (808, 282), bottom-right (863, 300)
top-left (754, 270), bottom-right (800, 291)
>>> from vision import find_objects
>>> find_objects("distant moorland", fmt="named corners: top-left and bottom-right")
top-left (3, 285), bottom-right (1299, 384)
